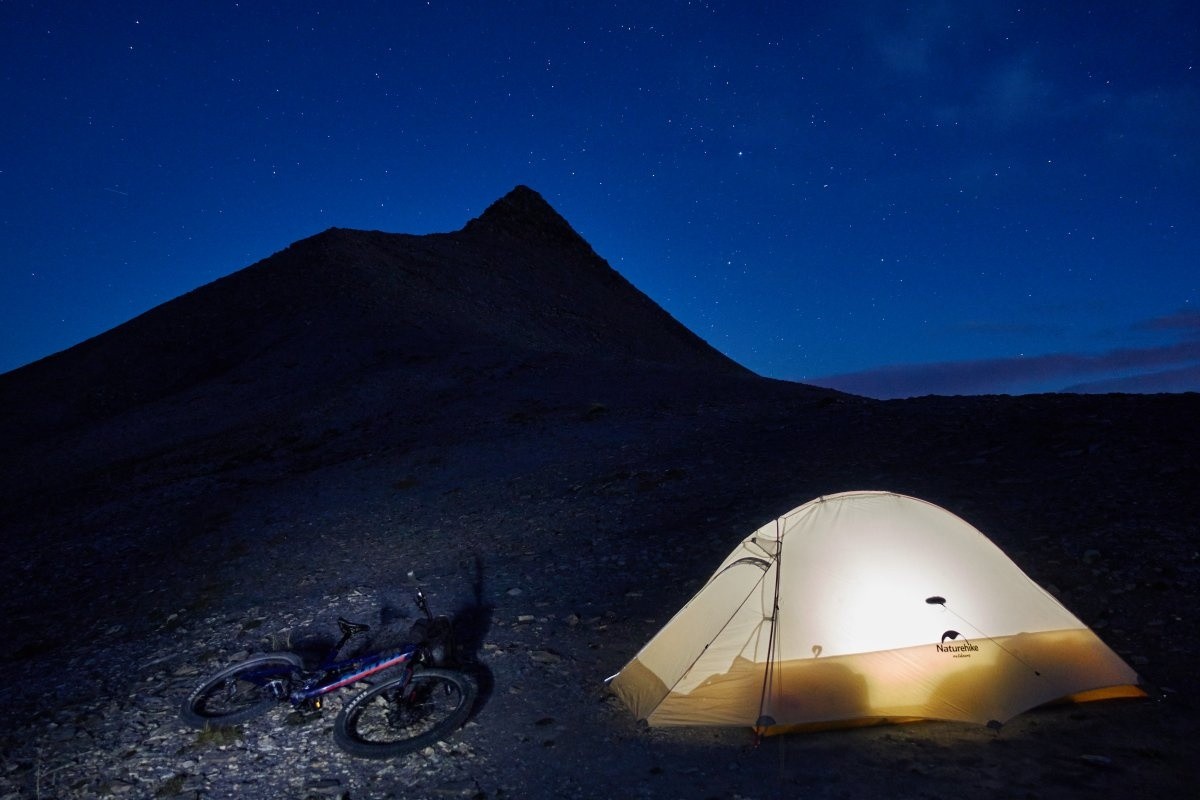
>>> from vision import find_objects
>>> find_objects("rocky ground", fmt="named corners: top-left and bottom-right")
top-left (1, 364), bottom-right (1197, 799)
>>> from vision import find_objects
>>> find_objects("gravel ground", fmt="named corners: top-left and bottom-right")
top-left (2, 367), bottom-right (1197, 799)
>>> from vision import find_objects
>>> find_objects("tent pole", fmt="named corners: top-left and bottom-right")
top-left (754, 519), bottom-right (784, 745)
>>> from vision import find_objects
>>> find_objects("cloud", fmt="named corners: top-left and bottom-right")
top-left (1062, 362), bottom-right (1200, 394)
top-left (865, 1), bottom-right (995, 77)
top-left (809, 310), bottom-right (1200, 398)
top-left (1135, 308), bottom-right (1200, 335)
top-left (984, 56), bottom-right (1056, 124)
top-left (863, 5), bottom-right (1056, 128)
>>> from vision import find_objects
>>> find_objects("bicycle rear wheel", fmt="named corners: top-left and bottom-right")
top-left (181, 652), bottom-right (303, 728)
top-left (333, 668), bottom-right (477, 758)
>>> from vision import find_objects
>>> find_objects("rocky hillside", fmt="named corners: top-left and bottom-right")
top-left (0, 188), bottom-right (1197, 799)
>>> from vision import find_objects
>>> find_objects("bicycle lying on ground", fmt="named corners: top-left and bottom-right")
top-left (180, 589), bottom-right (477, 758)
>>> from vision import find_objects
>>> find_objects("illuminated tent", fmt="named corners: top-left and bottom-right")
top-left (607, 491), bottom-right (1144, 732)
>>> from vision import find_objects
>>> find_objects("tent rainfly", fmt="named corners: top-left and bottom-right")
top-left (607, 491), bottom-right (1145, 733)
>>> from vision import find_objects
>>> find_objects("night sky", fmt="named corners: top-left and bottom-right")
top-left (3, 2), bottom-right (1197, 397)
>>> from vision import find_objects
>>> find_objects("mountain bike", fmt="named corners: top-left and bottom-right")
top-left (180, 589), bottom-right (477, 758)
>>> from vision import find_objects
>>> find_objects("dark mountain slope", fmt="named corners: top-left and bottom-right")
top-left (0, 186), bottom-right (747, 451)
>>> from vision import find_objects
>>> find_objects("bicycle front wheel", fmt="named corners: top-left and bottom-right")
top-left (180, 652), bottom-right (303, 728)
top-left (333, 668), bottom-right (477, 758)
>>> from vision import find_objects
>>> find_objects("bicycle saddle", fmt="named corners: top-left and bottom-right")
top-left (337, 617), bottom-right (371, 636)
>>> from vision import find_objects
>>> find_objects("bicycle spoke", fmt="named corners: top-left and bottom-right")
top-left (358, 681), bottom-right (455, 741)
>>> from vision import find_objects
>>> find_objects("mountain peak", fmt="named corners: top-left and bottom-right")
top-left (0, 184), bottom-right (752, 447)
top-left (462, 185), bottom-right (585, 247)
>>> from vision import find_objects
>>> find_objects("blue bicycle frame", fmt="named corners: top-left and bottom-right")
top-left (287, 642), bottom-right (421, 707)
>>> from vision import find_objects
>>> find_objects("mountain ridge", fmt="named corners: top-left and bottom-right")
top-left (0, 186), bottom-right (749, 448)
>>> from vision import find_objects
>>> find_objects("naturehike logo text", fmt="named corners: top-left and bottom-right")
top-left (937, 630), bottom-right (979, 657)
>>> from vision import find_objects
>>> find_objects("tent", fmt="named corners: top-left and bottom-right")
top-left (607, 491), bottom-right (1144, 733)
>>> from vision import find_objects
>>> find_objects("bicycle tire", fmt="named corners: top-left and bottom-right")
top-left (180, 652), bottom-right (304, 728)
top-left (333, 668), bottom-right (477, 758)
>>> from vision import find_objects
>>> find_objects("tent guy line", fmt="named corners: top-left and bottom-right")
top-left (930, 595), bottom-right (1044, 679)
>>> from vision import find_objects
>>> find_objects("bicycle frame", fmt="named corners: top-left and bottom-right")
top-left (233, 590), bottom-right (444, 709)
top-left (287, 643), bottom-right (421, 706)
